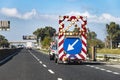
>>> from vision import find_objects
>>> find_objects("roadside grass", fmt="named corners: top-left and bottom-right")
top-left (97, 48), bottom-right (120, 54)
top-left (38, 49), bottom-right (49, 55)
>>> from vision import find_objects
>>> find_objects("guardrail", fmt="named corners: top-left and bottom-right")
top-left (0, 48), bottom-right (22, 61)
top-left (96, 53), bottom-right (120, 62)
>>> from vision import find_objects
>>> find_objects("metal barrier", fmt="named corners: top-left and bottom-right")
top-left (96, 53), bottom-right (120, 62)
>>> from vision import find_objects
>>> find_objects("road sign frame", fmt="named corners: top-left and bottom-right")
top-left (58, 16), bottom-right (87, 61)
top-left (23, 35), bottom-right (37, 40)
top-left (0, 21), bottom-right (10, 31)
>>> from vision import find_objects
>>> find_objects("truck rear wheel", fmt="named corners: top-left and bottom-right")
top-left (77, 60), bottom-right (82, 64)
top-left (50, 57), bottom-right (53, 60)
top-left (55, 58), bottom-right (61, 64)
top-left (55, 58), bottom-right (57, 63)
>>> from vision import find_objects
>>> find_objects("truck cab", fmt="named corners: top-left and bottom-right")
top-left (49, 43), bottom-right (57, 60)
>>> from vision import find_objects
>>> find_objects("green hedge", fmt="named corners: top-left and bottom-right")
top-left (97, 48), bottom-right (120, 54)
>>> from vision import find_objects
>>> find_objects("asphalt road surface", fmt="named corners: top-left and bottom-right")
top-left (0, 49), bottom-right (120, 80)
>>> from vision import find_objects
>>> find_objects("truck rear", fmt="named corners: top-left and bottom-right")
top-left (26, 41), bottom-right (33, 49)
top-left (55, 16), bottom-right (87, 64)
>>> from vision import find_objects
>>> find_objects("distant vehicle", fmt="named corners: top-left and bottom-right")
top-left (118, 43), bottom-right (120, 48)
top-left (17, 44), bottom-right (24, 49)
top-left (26, 42), bottom-right (33, 49)
top-left (49, 42), bottom-right (57, 60)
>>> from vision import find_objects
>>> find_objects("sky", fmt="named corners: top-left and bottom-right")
top-left (0, 0), bottom-right (120, 41)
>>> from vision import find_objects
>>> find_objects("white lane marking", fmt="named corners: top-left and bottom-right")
top-left (86, 65), bottom-right (120, 75)
top-left (95, 67), bottom-right (100, 69)
top-left (106, 70), bottom-right (112, 73)
top-left (89, 66), bottom-right (94, 68)
top-left (86, 65), bottom-right (90, 67)
top-left (43, 64), bottom-right (47, 68)
top-left (113, 72), bottom-right (120, 75)
top-left (48, 69), bottom-right (55, 74)
top-left (39, 61), bottom-right (42, 64)
top-left (29, 50), bottom-right (60, 77)
top-left (29, 50), bottom-right (40, 62)
top-left (37, 58), bottom-right (40, 61)
top-left (100, 68), bottom-right (106, 71)
top-left (34, 56), bottom-right (38, 60)
top-left (58, 78), bottom-right (63, 80)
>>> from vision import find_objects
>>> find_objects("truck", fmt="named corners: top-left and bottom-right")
top-left (26, 41), bottom-right (33, 49)
top-left (49, 16), bottom-right (87, 64)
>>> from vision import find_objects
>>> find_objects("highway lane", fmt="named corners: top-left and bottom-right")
top-left (31, 49), bottom-right (120, 80)
top-left (0, 49), bottom-right (120, 80)
top-left (0, 49), bottom-right (58, 80)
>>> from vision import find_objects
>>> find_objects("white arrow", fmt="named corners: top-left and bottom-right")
top-left (67, 39), bottom-right (79, 51)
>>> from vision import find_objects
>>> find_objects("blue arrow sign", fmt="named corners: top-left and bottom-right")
top-left (63, 38), bottom-right (82, 55)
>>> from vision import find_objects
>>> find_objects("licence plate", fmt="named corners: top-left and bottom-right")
top-left (70, 57), bottom-right (75, 59)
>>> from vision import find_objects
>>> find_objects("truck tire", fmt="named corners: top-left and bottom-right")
top-left (55, 58), bottom-right (57, 63)
top-left (49, 54), bottom-right (55, 60)
top-left (55, 58), bottom-right (60, 64)
top-left (50, 57), bottom-right (53, 60)
top-left (77, 60), bottom-right (82, 64)
top-left (57, 59), bottom-right (61, 64)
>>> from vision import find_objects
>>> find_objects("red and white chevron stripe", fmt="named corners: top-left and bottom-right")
top-left (76, 16), bottom-right (87, 60)
top-left (58, 16), bottom-right (87, 61)
top-left (58, 16), bottom-right (65, 60)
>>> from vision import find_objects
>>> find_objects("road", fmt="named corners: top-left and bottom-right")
top-left (0, 49), bottom-right (120, 80)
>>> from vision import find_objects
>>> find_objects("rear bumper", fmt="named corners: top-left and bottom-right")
top-left (62, 56), bottom-right (84, 63)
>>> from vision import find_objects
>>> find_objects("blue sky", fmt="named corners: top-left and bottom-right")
top-left (0, 0), bottom-right (120, 41)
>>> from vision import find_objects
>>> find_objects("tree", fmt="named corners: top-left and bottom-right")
top-left (33, 26), bottom-right (56, 48)
top-left (33, 26), bottom-right (56, 41)
top-left (106, 22), bottom-right (120, 49)
top-left (87, 28), bottom-right (104, 58)
top-left (87, 28), bottom-right (104, 48)
top-left (41, 37), bottom-right (51, 49)
top-left (87, 28), bottom-right (97, 40)
top-left (0, 35), bottom-right (9, 48)
top-left (33, 28), bottom-right (45, 41)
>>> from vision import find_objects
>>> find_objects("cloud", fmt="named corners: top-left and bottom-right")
top-left (0, 7), bottom-right (57, 20)
top-left (0, 8), bottom-right (20, 17)
top-left (0, 8), bottom-right (120, 24)
top-left (65, 11), bottom-right (120, 24)
top-left (65, 11), bottom-right (97, 18)
top-left (0, 8), bottom-right (37, 19)
top-left (98, 13), bottom-right (120, 23)
top-left (38, 14), bottom-right (57, 20)
top-left (22, 9), bottom-right (36, 19)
